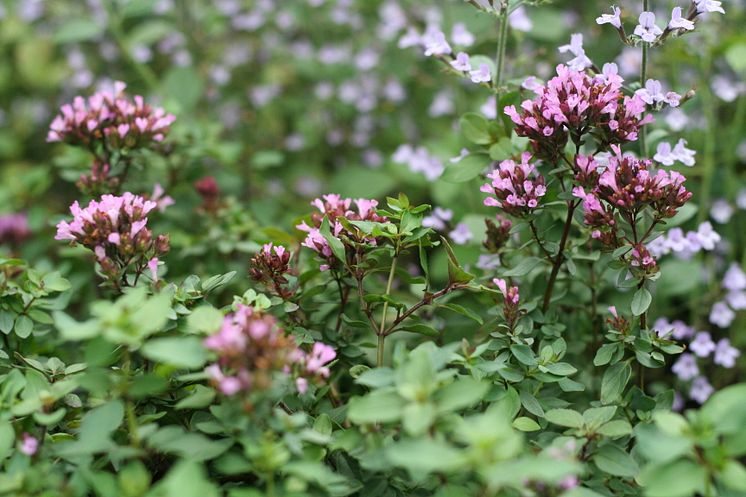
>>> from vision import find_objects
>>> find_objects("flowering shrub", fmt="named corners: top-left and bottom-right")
top-left (1, 1), bottom-right (746, 496)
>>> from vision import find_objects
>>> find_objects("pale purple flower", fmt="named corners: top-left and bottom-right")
top-left (450, 52), bottom-right (471, 72)
top-left (654, 142), bottom-right (677, 166)
top-left (665, 109), bottom-right (689, 131)
top-left (616, 47), bottom-right (642, 77)
top-left (635, 79), bottom-right (681, 107)
top-left (429, 89), bottom-right (455, 117)
top-left (672, 139), bottom-right (696, 166)
top-left (481, 96), bottom-right (497, 119)
top-left (469, 63), bottom-right (492, 84)
top-left (726, 291), bottom-right (746, 311)
top-left (714, 339), bottom-right (740, 368)
top-left (690, 332), bottom-right (716, 357)
top-left (695, 222), bottom-right (721, 250)
top-left (654, 317), bottom-right (695, 340)
top-left (710, 199), bottom-right (734, 224)
top-left (654, 139), bottom-right (695, 166)
top-left (695, 0), bottom-right (725, 14)
top-left (476, 254), bottom-right (501, 270)
top-left (711, 75), bottom-right (746, 102)
top-left (19, 433), bottom-right (38, 456)
top-left (558, 34), bottom-right (592, 71)
top-left (634, 12), bottom-right (663, 43)
top-left (723, 264), bottom-right (746, 292)
top-left (398, 27), bottom-right (421, 49)
top-left (521, 76), bottom-right (544, 94)
top-left (148, 257), bottom-right (159, 282)
top-left (672, 353), bottom-right (699, 381)
top-left (668, 7), bottom-right (695, 30)
top-left (451, 22), bottom-right (474, 46)
top-left (690, 376), bottom-right (714, 404)
top-left (509, 6), bottom-right (533, 32)
top-left (392, 145), bottom-right (444, 181)
top-left (423, 207), bottom-right (453, 231)
top-left (710, 301), bottom-right (736, 328)
top-left (596, 6), bottom-right (622, 29)
top-left (450, 148), bottom-right (469, 164)
top-left (449, 222), bottom-right (473, 245)
top-left (296, 377), bottom-right (309, 394)
top-left (423, 28), bottom-right (452, 56)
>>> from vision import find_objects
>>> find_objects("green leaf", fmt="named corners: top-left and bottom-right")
top-left (142, 337), bottom-right (207, 369)
top-left (399, 323), bottom-right (439, 337)
top-left (319, 216), bottom-right (346, 263)
top-left (597, 420), bottom-right (633, 438)
top-left (54, 19), bottom-right (104, 43)
top-left (385, 439), bottom-right (466, 475)
top-left (640, 459), bottom-right (705, 497)
top-left (544, 362), bottom-right (577, 376)
top-left (0, 311), bottom-right (14, 334)
top-left (0, 420), bottom-right (13, 461)
top-left (512, 416), bottom-right (541, 432)
top-left (187, 306), bottom-right (224, 334)
top-left (176, 385), bottom-right (216, 410)
top-left (148, 460), bottom-right (220, 497)
top-left (54, 311), bottom-right (99, 341)
top-left (434, 378), bottom-right (489, 413)
top-left (601, 362), bottom-right (631, 405)
top-left (631, 288), bottom-right (652, 317)
top-left (501, 257), bottom-right (542, 277)
top-left (701, 383), bottom-right (746, 435)
top-left (544, 408), bottom-right (584, 428)
top-left (582, 406), bottom-right (617, 428)
top-left (510, 344), bottom-right (537, 366)
top-left (593, 444), bottom-right (639, 477)
top-left (348, 390), bottom-right (404, 424)
top-left (442, 153), bottom-right (490, 183)
top-left (593, 343), bottom-right (618, 366)
top-left (718, 460), bottom-right (746, 492)
top-left (460, 113), bottom-right (491, 145)
top-left (440, 236), bottom-right (474, 285)
top-left (14, 315), bottom-right (33, 338)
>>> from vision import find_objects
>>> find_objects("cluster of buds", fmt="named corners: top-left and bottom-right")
top-left (572, 186), bottom-right (618, 247)
top-left (297, 194), bottom-right (387, 271)
top-left (55, 193), bottom-right (169, 286)
top-left (47, 81), bottom-right (176, 150)
top-left (505, 65), bottom-right (651, 160)
top-left (607, 306), bottom-right (630, 334)
top-left (249, 243), bottom-right (295, 299)
top-left (629, 244), bottom-right (658, 275)
top-left (480, 153), bottom-right (547, 217)
top-left (76, 159), bottom-right (118, 195)
top-left (494, 278), bottom-right (520, 331)
top-left (204, 304), bottom-right (335, 396)
top-left (483, 215), bottom-right (512, 253)
top-left (0, 213), bottom-right (31, 246)
top-left (195, 176), bottom-right (221, 214)
top-left (595, 146), bottom-right (692, 218)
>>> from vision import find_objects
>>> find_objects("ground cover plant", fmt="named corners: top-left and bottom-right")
top-left (1, 0), bottom-right (746, 496)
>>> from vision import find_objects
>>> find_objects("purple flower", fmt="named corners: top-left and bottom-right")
top-left (695, 222), bottom-right (720, 250)
top-left (398, 27), bottom-right (421, 49)
top-left (469, 63), bottom-right (492, 84)
top-left (596, 6), bottom-right (622, 29)
top-left (689, 332), bottom-right (716, 357)
top-left (423, 207), bottom-right (454, 231)
top-left (635, 79), bottom-right (681, 107)
top-left (723, 263), bottom-right (746, 292)
top-left (710, 199), bottom-right (734, 224)
top-left (714, 339), bottom-right (740, 368)
top-left (423, 28), bottom-right (452, 56)
top-left (451, 22), bottom-right (474, 46)
top-left (450, 52), bottom-right (471, 72)
top-left (712, 75), bottom-right (746, 102)
top-left (689, 376), bottom-right (714, 404)
top-left (726, 291), bottom-right (746, 311)
top-left (19, 433), bottom-right (38, 456)
top-left (634, 12), bottom-right (663, 43)
top-left (695, 0), bottom-right (725, 14)
top-left (521, 76), bottom-right (544, 94)
top-left (429, 89), bottom-right (455, 117)
top-left (481, 96), bottom-right (497, 119)
top-left (710, 301), bottom-right (735, 328)
top-left (668, 7), bottom-right (695, 30)
top-left (654, 139), bottom-right (695, 167)
top-left (672, 353), bottom-right (699, 381)
top-left (558, 34), bottom-right (592, 71)
top-left (449, 222), bottom-right (473, 245)
top-left (509, 6), bottom-right (533, 32)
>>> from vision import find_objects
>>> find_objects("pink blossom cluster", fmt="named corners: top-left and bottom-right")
top-left (0, 213), bottom-right (31, 246)
top-left (297, 194), bottom-right (387, 270)
top-left (249, 243), bottom-right (295, 299)
top-left (494, 278), bottom-right (520, 329)
top-left (47, 81), bottom-right (176, 149)
top-left (480, 153), bottom-right (547, 217)
top-left (204, 304), bottom-right (335, 395)
top-left (505, 65), bottom-right (652, 160)
top-left (55, 192), bottom-right (169, 284)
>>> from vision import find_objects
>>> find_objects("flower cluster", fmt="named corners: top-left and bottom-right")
top-left (249, 243), bottom-right (294, 299)
top-left (55, 193), bottom-right (169, 285)
top-left (0, 213), bottom-right (30, 246)
top-left (483, 215), bottom-right (513, 253)
top-left (297, 194), bottom-right (386, 270)
top-left (647, 222), bottom-right (720, 259)
top-left (709, 264), bottom-right (746, 328)
top-left (505, 65), bottom-right (651, 160)
top-left (494, 278), bottom-right (520, 330)
top-left (47, 81), bottom-right (176, 150)
top-left (480, 153), bottom-right (547, 217)
top-left (392, 144), bottom-right (444, 181)
top-left (204, 304), bottom-right (335, 396)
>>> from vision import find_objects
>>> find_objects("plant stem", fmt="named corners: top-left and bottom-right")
top-left (494, 3), bottom-right (510, 116)
top-left (542, 202), bottom-right (578, 312)
top-left (123, 349), bottom-right (140, 448)
top-left (639, 0), bottom-right (650, 157)
top-left (697, 53), bottom-right (717, 224)
top-left (376, 253), bottom-right (399, 367)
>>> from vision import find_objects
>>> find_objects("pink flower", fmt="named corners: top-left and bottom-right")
top-left (148, 257), bottom-right (159, 282)
top-left (304, 342), bottom-right (337, 378)
top-left (481, 153), bottom-right (547, 216)
top-left (19, 433), bottom-right (38, 456)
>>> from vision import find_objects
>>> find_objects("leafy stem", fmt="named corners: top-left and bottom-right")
top-left (542, 200), bottom-right (579, 312)
top-left (377, 250), bottom-right (399, 367)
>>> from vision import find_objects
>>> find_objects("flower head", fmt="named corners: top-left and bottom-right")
top-left (634, 12), bottom-right (663, 43)
top-left (596, 6), bottom-right (622, 29)
top-left (480, 153), bottom-right (547, 217)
